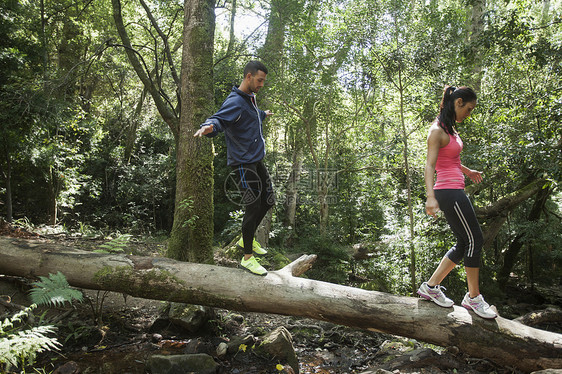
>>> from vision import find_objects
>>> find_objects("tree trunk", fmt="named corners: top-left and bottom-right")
top-left (467, 0), bottom-right (486, 90)
top-left (252, 0), bottom-right (293, 243)
top-left (48, 166), bottom-right (58, 225)
top-left (167, 0), bottom-right (216, 263)
top-left (397, 68), bottom-right (416, 296)
top-left (261, 0), bottom-right (287, 74)
top-left (477, 178), bottom-right (546, 249)
top-left (283, 148), bottom-right (303, 227)
top-left (0, 237), bottom-right (560, 373)
top-left (475, 178), bottom-right (545, 219)
top-left (112, 0), bottom-right (214, 263)
top-left (497, 186), bottom-right (551, 286)
top-left (481, 215), bottom-right (508, 251)
top-left (318, 181), bottom-right (330, 233)
top-left (255, 210), bottom-right (272, 248)
top-left (1, 153), bottom-right (13, 222)
top-left (40, 0), bottom-right (48, 79)
top-left (226, 0), bottom-right (236, 56)
top-left (124, 87), bottom-right (147, 164)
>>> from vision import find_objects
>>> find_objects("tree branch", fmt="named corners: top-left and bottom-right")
top-left (139, 0), bottom-right (181, 86)
top-left (111, 0), bottom-right (179, 139)
top-left (475, 178), bottom-right (547, 219)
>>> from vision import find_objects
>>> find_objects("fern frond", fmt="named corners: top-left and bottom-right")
top-left (0, 306), bottom-right (33, 335)
top-left (0, 325), bottom-right (60, 367)
top-left (98, 234), bottom-right (131, 253)
top-left (29, 272), bottom-right (83, 307)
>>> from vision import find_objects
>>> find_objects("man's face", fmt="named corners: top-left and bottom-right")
top-left (248, 70), bottom-right (267, 93)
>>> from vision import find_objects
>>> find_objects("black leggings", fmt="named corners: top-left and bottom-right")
top-left (233, 161), bottom-right (275, 255)
top-left (434, 189), bottom-right (483, 268)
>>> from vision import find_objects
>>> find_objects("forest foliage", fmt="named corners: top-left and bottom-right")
top-left (0, 0), bottom-right (561, 299)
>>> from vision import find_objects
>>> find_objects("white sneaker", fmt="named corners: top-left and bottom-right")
top-left (461, 293), bottom-right (497, 319)
top-left (417, 282), bottom-right (454, 308)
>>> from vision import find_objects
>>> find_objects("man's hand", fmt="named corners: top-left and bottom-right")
top-left (265, 110), bottom-right (273, 117)
top-left (194, 124), bottom-right (213, 137)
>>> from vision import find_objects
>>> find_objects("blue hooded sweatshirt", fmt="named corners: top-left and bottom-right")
top-left (202, 86), bottom-right (267, 166)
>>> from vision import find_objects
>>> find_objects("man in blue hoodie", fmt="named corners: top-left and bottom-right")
top-left (194, 61), bottom-right (274, 276)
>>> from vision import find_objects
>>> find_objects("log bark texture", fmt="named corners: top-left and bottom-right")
top-left (0, 237), bottom-right (561, 372)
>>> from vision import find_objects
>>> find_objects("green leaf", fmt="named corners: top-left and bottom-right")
top-left (29, 272), bottom-right (83, 307)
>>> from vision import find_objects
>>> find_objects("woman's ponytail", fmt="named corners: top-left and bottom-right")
top-left (437, 85), bottom-right (477, 135)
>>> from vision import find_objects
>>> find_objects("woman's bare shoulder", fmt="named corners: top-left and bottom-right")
top-left (428, 121), bottom-right (445, 136)
top-left (427, 121), bottom-right (449, 146)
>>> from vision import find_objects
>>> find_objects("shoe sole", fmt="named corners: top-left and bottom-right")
top-left (417, 290), bottom-right (454, 308)
top-left (461, 303), bottom-right (497, 319)
top-left (238, 264), bottom-right (267, 276)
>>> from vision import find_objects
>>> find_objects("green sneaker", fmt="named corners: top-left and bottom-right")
top-left (237, 237), bottom-right (268, 255)
top-left (240, 256), bottom-right (268, 276)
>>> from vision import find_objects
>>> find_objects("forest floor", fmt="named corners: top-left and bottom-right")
top-left (1, 221), bottom-right (561, 374)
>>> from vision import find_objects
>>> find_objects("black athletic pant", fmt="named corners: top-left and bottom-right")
top-left (233, 160), bottom-right (275, 255)
top-left (434, 189), bottom-right (483, 268)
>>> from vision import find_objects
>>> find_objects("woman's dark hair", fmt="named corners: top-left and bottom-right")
top-left (438, 85), bottom-right (477, 135)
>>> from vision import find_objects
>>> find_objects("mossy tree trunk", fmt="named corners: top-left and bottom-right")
top-left (167, 0), bottom-right (216, 263)
top-left (112, 0), bottom-right (215, 263)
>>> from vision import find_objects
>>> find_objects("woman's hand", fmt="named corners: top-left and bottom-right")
top-left (426, 196), bottom-right (440, 217)
top-left (464, 168), bottom-right (483, 184)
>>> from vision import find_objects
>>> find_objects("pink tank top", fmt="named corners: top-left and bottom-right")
top-left (434, 132), bottom-right (465, 190)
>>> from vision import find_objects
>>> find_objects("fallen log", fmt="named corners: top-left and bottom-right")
top-left (0, 237), bottom-right (560, 372)
top-left (515, 307), bottom-right (562, 328)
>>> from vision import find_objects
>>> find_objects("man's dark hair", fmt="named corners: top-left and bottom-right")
top-left (244, 60), bottom-right (268, 77)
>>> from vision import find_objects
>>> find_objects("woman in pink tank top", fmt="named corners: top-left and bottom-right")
top-left (416, 86), bottom-right (497, 319)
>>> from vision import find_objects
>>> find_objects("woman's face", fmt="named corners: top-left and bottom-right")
top-left (455, 99), bottom-right (476, 122)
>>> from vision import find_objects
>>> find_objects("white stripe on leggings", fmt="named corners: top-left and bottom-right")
top-left (453, 201), bottom-right (475, 258)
